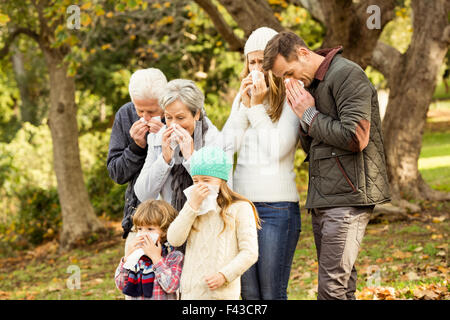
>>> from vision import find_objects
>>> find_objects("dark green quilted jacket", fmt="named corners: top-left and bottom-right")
top-left (300, 48), bottom-right (391, 209)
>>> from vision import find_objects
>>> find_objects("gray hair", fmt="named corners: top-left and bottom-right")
top-left (159, 79), bottom-right (205, 119)
top-left (129, 68), bottom-right (167, 102)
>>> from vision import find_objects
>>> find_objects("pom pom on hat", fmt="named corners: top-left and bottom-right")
top-left (190, 147), bottom-right (233, 181)
top-left (244, 27), bottom-right (278, 56)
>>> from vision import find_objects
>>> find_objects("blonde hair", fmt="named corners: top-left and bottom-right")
top-left (240, 56), bottom-right (286, 123)
top-left (132, 199), bottom-right (178, 241)
top-left (190, 181), bottom-right (261, 235)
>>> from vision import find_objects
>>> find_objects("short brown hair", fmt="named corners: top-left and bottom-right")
top-left (132, 199), bottom-right (178, 239)
top-left (263, 31), bottom-right (309, 71)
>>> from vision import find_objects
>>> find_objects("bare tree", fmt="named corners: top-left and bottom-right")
top-left (371, 0), bottom-right (450, 202)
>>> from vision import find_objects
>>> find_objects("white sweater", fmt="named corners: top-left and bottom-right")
top-left (167, 201), bottom-right (258, 300)
top-left (222, 94), bottom-right (300, 202)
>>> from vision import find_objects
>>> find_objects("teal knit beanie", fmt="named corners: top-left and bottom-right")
top-left (190, 146), bottom-right (233, 181)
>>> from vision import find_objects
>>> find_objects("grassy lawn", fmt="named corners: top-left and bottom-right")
top-left (0, 101), bottom-right (448, 300)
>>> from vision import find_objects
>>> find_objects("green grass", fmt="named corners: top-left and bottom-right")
top-left (432, 81), bottom-right (450, 101)
top-left (419, 130), bottom-right (450, 192)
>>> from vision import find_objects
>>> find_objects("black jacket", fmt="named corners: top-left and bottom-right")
top-left (107, 102), bottom-right (164, 238)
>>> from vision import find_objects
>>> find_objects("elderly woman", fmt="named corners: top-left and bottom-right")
top-left (134, 79), bottom-right (232, 211)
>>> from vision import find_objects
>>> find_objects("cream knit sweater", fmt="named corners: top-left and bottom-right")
top-left (167, 200), bottom-right (258, 300)
top-left (222, 94), bottom-right (301, 202)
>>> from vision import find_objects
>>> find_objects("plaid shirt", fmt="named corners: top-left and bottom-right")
top-left (115, 249), bottom-right (184, 300)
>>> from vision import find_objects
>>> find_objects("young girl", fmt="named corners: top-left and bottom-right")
top-left (115, 199), bottom-right (184, 300)
top-left (167, 146), bottom-right (259, 300)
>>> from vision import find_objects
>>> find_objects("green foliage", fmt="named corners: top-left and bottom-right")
top-left (0, 186), bottom-right (61, 254)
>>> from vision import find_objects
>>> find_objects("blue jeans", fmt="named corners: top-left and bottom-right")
top-left (241, 201), bottom-right (301, 300)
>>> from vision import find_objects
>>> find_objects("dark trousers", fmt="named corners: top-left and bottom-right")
top-left (311, 206), bottom-right (373, 300)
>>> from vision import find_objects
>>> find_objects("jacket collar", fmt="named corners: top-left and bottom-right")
top-left (313, 46), bottom-right (343, 81)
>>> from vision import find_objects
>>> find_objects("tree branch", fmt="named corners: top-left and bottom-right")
top-left (0, 27), bottom-right (40, 60)
top-left (288, 0), bottom-right (325, 23)
top-left (193, 0), bottom-right (245, 51)
top-left (371, 41), bottom-right (402, 83)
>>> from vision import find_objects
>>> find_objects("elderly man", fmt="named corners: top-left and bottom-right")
top-left (263, 31), bottom-right (391, 300)
top-left (107, 68), bottom-right (167, 244)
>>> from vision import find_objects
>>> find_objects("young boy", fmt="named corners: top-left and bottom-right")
top-left (115, 199), bottom-right (183, 300)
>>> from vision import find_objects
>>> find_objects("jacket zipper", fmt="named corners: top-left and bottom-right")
top-left (334, 157), bottom-right (357, 193)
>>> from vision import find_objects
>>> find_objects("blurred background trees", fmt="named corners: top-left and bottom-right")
top-left (0, 0), bottom-right (448, 253)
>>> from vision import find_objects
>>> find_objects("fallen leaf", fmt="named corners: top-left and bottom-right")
top-left (393, 250), bottom-right (412, 259)
top-left (414, 246), bottom-right (423, 252)
top-left (436, 251), bottom-right (446, 257)
top-left (432, 216), bottom-right (445, 223)
top-left (406, 271), bottom-right (419, 281)
top-left (437, 266), bottom-right (447, 274)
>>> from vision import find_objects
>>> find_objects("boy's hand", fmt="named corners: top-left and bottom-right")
top-left (142, 234), bottom-right (162, 264)
top-left (124, 235), bottom-right (144, 262)
top-left (188, 184), bottom-right (210, 211)
top-left (205, 272), bottom-right (226, 290)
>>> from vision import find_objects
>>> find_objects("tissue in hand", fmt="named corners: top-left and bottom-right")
top-left (123, 231), bottom-right (159, 270)
top-left (183, 184), bottom-right (220, 215)
top-left (284, 78), bottom-right (304, 87)
top-left (249, 70), bottom-right (264, 97)
top-left (169, 124), bottom-right (181, 150)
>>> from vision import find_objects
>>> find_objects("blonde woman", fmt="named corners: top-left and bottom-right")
top-left (222, 27), bottom-right (301, 300)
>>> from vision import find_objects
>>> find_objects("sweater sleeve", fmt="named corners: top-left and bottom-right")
top-left (114, 258), bottom-right (128, 291)
top-left (245, 102), bottom-right (300, 160)
top-left (134, 133), bottom-right (174, 202)
top-left (218, 201), bottom-right (258, 284)
top-left (166, 202), bottom-right (199, 247)
top-left (106, 108), bottom-right (148, 185)
top-left (222, 94), bottom-right (250, 154)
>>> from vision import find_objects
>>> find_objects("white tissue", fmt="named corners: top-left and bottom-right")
top-left (249, 70), bottom-right (264, 97)
top-left (169, 124), bottom-right (180, 150)
top-left (123, 231), bottom-right (159, 270)
top-left (140, 117), bottom-right (147, 124)
top-left (183, 184), bottom-right (220, 215)
top-left (284, 78), bottom-right (304, 87)
top-left (124, 248), bottom-right (145, 270)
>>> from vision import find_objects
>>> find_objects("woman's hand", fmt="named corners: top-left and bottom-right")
top-left (173, 124), bottom-right (194, 160)
top-left (142, 234), bottom-right (162, 264)
top-left (239, 75), bottom-right (253, 108)
top-left (162, 126), bottom-right (175, 164)
top-left (205, 272), bottom-right (226, 290)
top-left (188, 184), bottom-right (210, 211)
top-left (250, 73), bottom-right (268, 107)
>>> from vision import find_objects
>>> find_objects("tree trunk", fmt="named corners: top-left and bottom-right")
top-left (43, 48), bottom-right (104, 250)
top-left (317, 0), bottom-right (396, 69)
top-left (375, 0), bottom-right (450, 201)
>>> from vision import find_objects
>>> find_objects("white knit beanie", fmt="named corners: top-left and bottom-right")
top-left (244, 27), bottom-right (278, 56)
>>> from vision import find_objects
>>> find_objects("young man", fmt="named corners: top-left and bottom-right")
top-left (263, 31), bottom-right (391, 300)
top-left (107, 68), bottom-right (167, 246)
